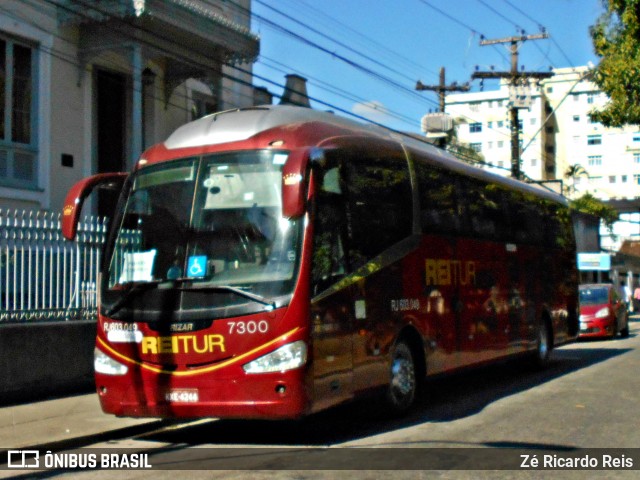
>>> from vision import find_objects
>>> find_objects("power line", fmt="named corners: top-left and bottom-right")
top-left (258, 56), bottom-right (421, 129)
top-left (253, 0), bottom-right (427, 88)
top-left (416, 0), bottom-right (510, 65)
top-left (227, 0), bottom-right (440, 109)
top-left (284, 0), bottom-right (440, 81)
top-left (501, 0), bottom-right (575, 68)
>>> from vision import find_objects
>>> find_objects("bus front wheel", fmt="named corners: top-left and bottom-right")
top-left (385, 340), bottom-right (416, 414)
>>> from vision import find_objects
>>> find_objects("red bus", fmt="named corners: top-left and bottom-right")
top-left (62, 105), bottom-right (579, 419)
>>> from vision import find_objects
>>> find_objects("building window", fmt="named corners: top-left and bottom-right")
top-left (587, 94), bottom-right (595, 104)
top-left (497, 121), bottom-right (504, 128)
top-left (190, 92), bottom-right (217, 121)
top-left (634, 152), bottom-right (640, 164)
top-left (587, 135), bottom-right (602, 145)
top-left (498, 141), bottom-right (504, 148)
top-left (547, 87), bottom-right (553, 93)
top-left (573, 94), bottom-right (579, 102)
top-left (487, 121), bottom-right (493, 128)
top-left (530, 118), bottom-right (536, 125)
top-left (622, 175), bottom-right (628, 183)
top-left (469, 122), bottom-right (482, 133)
top-left (635, 174), bottom-right (640, 185)
top-left (487, 141), bottom-right (493, 149)
top-left (470, 102), bottom-right (480, 112)
top-left (470, 142), bottom-right (482, 152)
top-left (588, 155), bottom-right (602, 166)
top-left (531, 158), bottom-right (537, 167)
top-left (609, 176), bottom-right (616, 183)
top-left (0, 36), bottom-right (37, 188)
top-left (573, 115), bottom-right (580, 122)
top-left (633, 134), bottom-right (640, 142)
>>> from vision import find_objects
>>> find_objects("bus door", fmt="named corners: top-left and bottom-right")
top-left (310, 142), bottom-right (414, 407)
top-left (310, 163), bottom-right (354, 412)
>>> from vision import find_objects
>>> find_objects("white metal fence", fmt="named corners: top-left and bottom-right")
top-left (0, 209), bottom-right (107, 322)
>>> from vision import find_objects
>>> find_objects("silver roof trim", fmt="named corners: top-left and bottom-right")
top-left (164, 105), bottom-right (396, 150)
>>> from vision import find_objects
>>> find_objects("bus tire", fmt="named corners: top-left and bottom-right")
top-left (532, 319), bottom-right (552, 368)
top-left (385, 340), bottom-right (416, 415)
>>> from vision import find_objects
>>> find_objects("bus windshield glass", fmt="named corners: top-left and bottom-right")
top-left (103, 150), bottom-right (301, 317)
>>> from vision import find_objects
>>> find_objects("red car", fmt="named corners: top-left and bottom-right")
top-left (579, 284), bottom-right (629, 339)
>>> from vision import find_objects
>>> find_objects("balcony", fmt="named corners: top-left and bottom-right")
top-left (58, 0), bottom-right (259, 65)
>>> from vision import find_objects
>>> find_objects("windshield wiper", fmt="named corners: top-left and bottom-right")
top-left (103, 280), bottom-right (163, 317)
top-left (176, 283), bottom-right (277, 310)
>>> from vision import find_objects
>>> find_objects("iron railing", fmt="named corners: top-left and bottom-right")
top-left (0, 209), bottom-right (107, 322)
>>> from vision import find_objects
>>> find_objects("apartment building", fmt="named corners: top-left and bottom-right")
top-left (0, 0), bottom-right (259, 214)
top-left (446, 66), bottom-right (640, 251)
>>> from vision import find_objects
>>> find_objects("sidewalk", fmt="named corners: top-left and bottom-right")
top-left (0, 393), bottom-right (159, 449)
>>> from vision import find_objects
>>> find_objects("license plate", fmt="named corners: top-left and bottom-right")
top-left (165, 389), bottom-right (199, 403)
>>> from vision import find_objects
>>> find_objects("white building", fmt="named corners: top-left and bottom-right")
top-left (445, 66), bottom-right (640, 251)
top-left (0, 0), bottom-right (259, 215)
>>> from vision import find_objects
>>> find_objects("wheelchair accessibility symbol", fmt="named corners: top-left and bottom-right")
top-left (187, 255), bottom-right (207, 278)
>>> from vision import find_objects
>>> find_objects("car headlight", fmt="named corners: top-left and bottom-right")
top-left (243, 340), bottom-right (307, 374)
top-left (595, 307), bottom-right (610, 319)
top-left (94, 348), bottom-right (128, 375)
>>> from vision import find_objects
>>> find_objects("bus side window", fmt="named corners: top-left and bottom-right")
top-left (414, 159), bottom-right (462, 235)
top-left (342, 152), bottom-right (413, 271)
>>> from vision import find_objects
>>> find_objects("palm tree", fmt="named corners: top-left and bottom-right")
top-left (563, 163), bottom-right (589, 197)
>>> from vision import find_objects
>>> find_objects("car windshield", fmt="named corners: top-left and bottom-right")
top-left (579, 287), bottom-right (609, 306)
top-left (103, 150), bottom-right (302, 317)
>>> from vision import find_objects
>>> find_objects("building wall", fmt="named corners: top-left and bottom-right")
top-left (0, 0), bottom-right (259, 214)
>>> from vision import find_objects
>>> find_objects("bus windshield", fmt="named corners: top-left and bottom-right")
top-left (102, 150), bottom-right (302, 318)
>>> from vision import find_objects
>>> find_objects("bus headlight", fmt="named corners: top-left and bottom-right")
top-left (595, 307), bottom-right (610, 319)
top-left (94, 348), bottom-right (128, 375)
top-left (243, 340), bottom-right (307, 373)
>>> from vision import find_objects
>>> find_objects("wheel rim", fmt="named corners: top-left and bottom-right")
top-left (390, 350), bottom-right (415, 405)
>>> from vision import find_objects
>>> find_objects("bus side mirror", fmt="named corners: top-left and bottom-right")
top-left (61, 172), bottom-right (128, 240)
top-left (282, 148), bottom-right (311, 219)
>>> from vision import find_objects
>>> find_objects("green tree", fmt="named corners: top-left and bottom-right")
top-left (570, 192), bottom-right (619, 233)
top-left (590, 0), bottom-right (640, 127)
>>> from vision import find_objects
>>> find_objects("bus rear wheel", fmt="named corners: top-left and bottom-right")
top-left (385, 340), bottom-right (416, 415)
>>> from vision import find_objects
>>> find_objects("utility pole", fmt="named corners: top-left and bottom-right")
top-left (416, 67), bottom-right (470, 112)
top-left (472, 33), bottom-right (553, 180)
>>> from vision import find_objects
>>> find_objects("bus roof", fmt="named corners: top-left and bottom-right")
top-left (159, 104), bottom-right (566, 206)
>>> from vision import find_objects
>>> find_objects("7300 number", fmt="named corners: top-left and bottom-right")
top-left (228, 320), bottom-right (269, 335)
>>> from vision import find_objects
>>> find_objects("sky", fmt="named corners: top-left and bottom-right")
top-left (250, 0), bottom-right (604, 133)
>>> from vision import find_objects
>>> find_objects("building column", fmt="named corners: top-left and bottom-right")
top-left (131, 44), bottom-right (143, 170)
